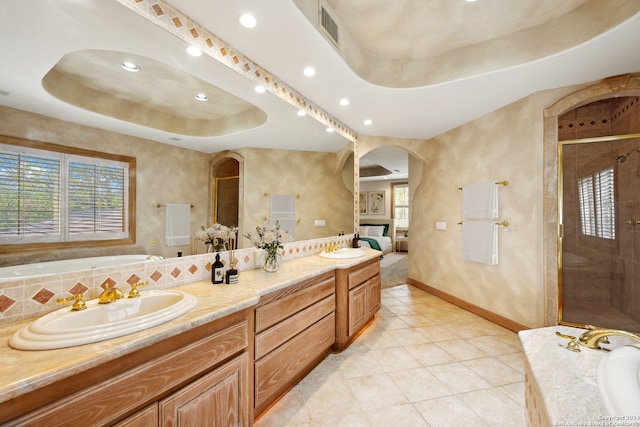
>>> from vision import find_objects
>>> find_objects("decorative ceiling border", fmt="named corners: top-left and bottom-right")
top-left (115, 0), bottom-right (358, 143)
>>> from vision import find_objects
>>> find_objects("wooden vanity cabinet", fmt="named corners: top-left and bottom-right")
top-left (4, 309), bottom-right (253, 427)
top-left (334, 258), bottom-right (381, 351)
top-left (253, 271), bottom-right (336, 418)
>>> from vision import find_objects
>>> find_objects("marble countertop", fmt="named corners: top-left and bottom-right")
top-left (519, 325), bottom-right (626, 423)
top-left (0, 249), bottom-right (381, 405)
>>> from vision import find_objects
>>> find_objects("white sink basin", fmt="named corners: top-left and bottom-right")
top-left (597, 344), bottom-right (640, 415)
top-left (319, 248), bottom-right (366, 259)
top-left (9, 290), bottom-right (198, 350)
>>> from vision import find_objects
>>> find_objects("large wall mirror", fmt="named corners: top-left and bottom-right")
top-left (0, 1), bottom-right (356, 265)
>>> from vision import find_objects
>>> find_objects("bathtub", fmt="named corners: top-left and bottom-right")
top-left (0, 255), bottom-right (161, 281)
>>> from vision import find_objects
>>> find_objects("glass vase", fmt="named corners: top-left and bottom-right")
top-left (263, 248), bottom-right (281, 273)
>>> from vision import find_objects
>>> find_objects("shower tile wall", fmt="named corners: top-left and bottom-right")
top-left (560, 97), bottom-right (640, 329)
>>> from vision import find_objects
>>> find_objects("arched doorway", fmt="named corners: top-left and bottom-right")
top-left (543, 73), bottom-right (640, 327)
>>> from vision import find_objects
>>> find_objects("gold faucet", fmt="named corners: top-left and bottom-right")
top-left (577, 327), bottom-right (640, 350)
top-left (98, 286), bottom-right (124, 304)
top-left (57, 293), bottom-right (87, 311)
top-left (325, 244), bottom-right (341, 253)
top-left (127, 281), bottom-right (149, 298)
top-left (556, 325), bottom-right (640, 352)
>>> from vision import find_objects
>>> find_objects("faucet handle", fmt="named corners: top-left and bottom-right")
top-left (128, 281), bottom-right (149, 298)
top-left (57, 293), bottom-right (87, 311)
top-left (555, 331), bottom-right (581, 352)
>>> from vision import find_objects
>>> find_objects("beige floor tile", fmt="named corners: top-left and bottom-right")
top-left (436, 338), bottom-right (490, 361)
top-left (369, 346), bottom-right (423, 373)
top-left (457, 387), bottom-right (527, 426)
top-left (384, 303), bottom-right (422, 316)
top-left (415, 324), bottom-right (461, 342)
top-left (498, 381), bottom-right (526, 407)
top-left (364, 403), bottom-right (430, 427)
top-left (428, 362), bottom-right (493, 394)
top-left (497, 352), bottom-right (526, 375)
top-left (332, 352), bottom-right (382, 379)
top-left (390, 327), bottom-right (432, 346)
top-left (301, 380), bottom-right (361, 421)
top-left (397, 314), bottom-right (439, 328)
top-left (463, 357), bottom-right (523, 386)
top-left (388, 366), bottom-right (453, 402)
top-left (414, 395), bottom-right (489, 427)
top-left (345, 374), bottom-right (409, 411)
top-left (404, 342), bottom-right (457, 366)
top-left (467, 335), bottom-right (521, 356)
top-left (309, 413), bottom-right (370, 427)
top-left (255, 385), bottom-right (310, 427)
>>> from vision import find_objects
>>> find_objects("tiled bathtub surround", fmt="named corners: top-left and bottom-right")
top-left (0, 235), bottom-right (353, 325)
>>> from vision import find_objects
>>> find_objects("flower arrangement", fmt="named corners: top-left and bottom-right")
top-left (243, 221), bottom-right (291, 252)
top-left (243, 221), bottom-right (292, 272)
top-left (196, 223), bottom-right (236, 252)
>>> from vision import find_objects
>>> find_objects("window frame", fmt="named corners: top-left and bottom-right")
top-left (390, 181), bottom-right (409, 230)
top-left (0, 135), bottom-right (136, 254)
top-left (577, 166), bottom-right (615, 240)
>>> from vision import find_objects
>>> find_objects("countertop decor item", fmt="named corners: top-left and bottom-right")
top-left (243, 221), bottom-right (291, 273)
top-left (196, 223), bottom-right (236, 253)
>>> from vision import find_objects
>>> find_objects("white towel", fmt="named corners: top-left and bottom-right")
top-left (165, 204), bottom-right (191, 246)
top-left (462, 181), bottom-right (498, 219)
top-left (462, 221), bottom-right (498, 265)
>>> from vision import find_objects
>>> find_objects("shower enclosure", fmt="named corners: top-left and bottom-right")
top-left (560, 138), bottom-right (640, 331)
top-left (559, 97), bottom-right (640, 332)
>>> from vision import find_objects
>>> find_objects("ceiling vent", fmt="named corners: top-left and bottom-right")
top-left (319, 2), bottom-right (339, 48)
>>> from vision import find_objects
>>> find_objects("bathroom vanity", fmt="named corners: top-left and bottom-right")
top-left (0, 249), bottom-right (381, 426)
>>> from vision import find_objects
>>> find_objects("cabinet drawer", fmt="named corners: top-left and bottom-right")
top-left (256, 294), bottom-right (335, 359)
top-left (347, 261), bottom-right (380, 290)
top-left (256, 275), bottom-right (335, 333)
top-left (255, 313), bottom-right (335, 412)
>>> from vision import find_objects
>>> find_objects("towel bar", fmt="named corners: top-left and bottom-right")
top-left (458, 220), bottom-right (509, 227)
top-left (457, 180), bottom-right (508, 190)
top-left (155, 203), bottom-right (194, 209)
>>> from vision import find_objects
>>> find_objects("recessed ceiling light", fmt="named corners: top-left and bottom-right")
top-left (297, 110), bottom-right (306, 116)
top-left (339, 98), bottom-right (350, 106)
top-left (120, 62), bottom-right (140, 72)
top-left (303, 67), bottom-right (316, 77)
top-left (326, 127), bottom-right (334, 133)
top-left (363, 119), bottom-right (373, 126)
top-left (239, 13), bottom-right (257, 28)
top-left (465, 0), bottom-right (478, 2)
top-left (187, 46), bottom-right (202, 57)
top-left (195, 93), bottom-right (208, 101)
top-left (254, 85), bottom-right (266, 93)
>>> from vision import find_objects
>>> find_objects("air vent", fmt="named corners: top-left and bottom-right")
top-left (320, 5), bottom-right (339, 47)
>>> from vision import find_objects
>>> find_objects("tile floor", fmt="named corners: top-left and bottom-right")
top-left (255, 284), bottom-right (527, 427)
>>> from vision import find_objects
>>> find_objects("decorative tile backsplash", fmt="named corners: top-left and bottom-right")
top-left (0, 235), bottom-right (353, 325)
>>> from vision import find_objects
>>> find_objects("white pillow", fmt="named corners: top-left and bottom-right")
top-left (367, 226), bottom-right (385, 237)
top-left (359, 226), bottom-right (369, 236)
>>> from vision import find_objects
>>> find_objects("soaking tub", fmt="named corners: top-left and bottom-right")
top-left (0, 255), bottom-right (161, 281)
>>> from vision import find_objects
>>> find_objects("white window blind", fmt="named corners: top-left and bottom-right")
top-left (393, 184), bottom-right (409, 229)
top-left (578, 167), bottom-right (615, 239)
top-left (0, 143), bottom-right (129, 244)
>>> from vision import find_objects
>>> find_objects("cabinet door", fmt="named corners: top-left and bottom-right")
top-left (348, 284), bottom-right (367, 336)
top-left (114, 404), bottom-right (158, 427)
top-left (160, 353), bottom-right (249, 427)
top-left (367, 276), bottom-right (381, 316)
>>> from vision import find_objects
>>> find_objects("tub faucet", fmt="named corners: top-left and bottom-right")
top-left (98, 286), bottom-right (124, 304)
top-left (578, 327), bottom-right (640, 350)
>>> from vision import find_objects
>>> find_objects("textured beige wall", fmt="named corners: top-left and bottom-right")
top-left (235, 147), bottom-right (353, 247)
top-left (0, 106), bottom-right (210, 265)
top-left (359, 90), bottom-right (582, 329)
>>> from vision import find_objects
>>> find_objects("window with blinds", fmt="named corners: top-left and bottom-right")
top-left (0, 141), bottom-right (132, 246)
top-left (578, 167), bottom-right (615, 239)
top-left (392, 183), bottom-right (409, 229)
